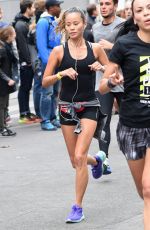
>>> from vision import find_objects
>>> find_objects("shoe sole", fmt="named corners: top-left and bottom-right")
top-left (103, 172), bottom-right (112, 175)
top-left (1, 133), bottom-right (16, 137)
top-left (103, 163), bottom-right (112, 175)
top-left (103, 170), bottom-right (112, 175)
top-left (18, 120), bottom-right (36, 124)
top-left (66, 215), bottom-right (85, 223)
top-left (41, 128), bottom-right (57, 131)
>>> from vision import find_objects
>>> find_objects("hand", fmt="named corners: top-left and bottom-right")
top-left (99, 39), bottom-right (113, 50)
top-left (60, 68), bottom-right (78, 80)
top-left (109, 71), bottom-right (124, 86)
top-left (88, 61), bottom-right (105, 72)
top-left (8, 79), bottom-right (15, 86)
top-left (29, 22), bottom-right (36, 31)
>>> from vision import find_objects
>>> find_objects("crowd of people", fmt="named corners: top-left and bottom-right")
top-left (0, 0), bottom-right (150, 228)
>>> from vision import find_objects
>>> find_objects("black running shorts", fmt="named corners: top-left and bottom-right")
top-left (59, 106), bottom-right (99, 126)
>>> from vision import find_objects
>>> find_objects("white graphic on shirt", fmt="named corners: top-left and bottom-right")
top-left (140, 56), bottom-right (150, 105)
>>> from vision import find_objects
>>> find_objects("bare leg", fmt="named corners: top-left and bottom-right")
top-left (61, 119), bottom-right (97, 207)
top-left (61, 125), bottom-right (77, 168)
top-left (75, 158), bottom-right (88, 207)
top-left (87, 154), bottom-right (97, 166)
top-left (74, 118), bottom-right (97, 207)
top-left (128, 158), bottom-right (145, 199)
top-left (142, 148), bottom-right (150, 230)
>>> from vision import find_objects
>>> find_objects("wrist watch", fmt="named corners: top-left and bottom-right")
top-left (56, 72), bottom-right (63, 80)
top-left (107, 78), bottom-right (116, 89)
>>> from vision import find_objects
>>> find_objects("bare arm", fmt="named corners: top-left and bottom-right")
top-left (88, 43), bottom-right (109, 72)
top-left (42, 46), bottom-right (60, 87)
top-left (42, 46), bottom-right (78, 88)
top-left (99, 62), bottom-right (123, 94)
top-left (99, 39), bottom-right (114, 50)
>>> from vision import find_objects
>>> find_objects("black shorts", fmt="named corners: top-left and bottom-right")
top-left (116, 121), bottom-right (150, 160)
top-left (59, 106), bottom-right (99, 125)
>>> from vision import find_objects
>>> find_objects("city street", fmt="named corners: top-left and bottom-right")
top-left (0, 93), bottom-right (143, 230)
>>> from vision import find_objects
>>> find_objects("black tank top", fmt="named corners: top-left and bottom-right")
top-left (59, 41), bottom-right (96, 102)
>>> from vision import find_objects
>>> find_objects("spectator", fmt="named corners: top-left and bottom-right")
top-left (86, 3), bottom-right (98, 30)
top-left (0, 26), bottom-right (18, 136)
top-left (0, 7), bottom-right (19, 125)
top-left (27, 0), bottom-right (45, 120)
top-left (34, 0), bottom-right (46, 23)
top-left (0, 7), bottom-right (8, 28)
top-left (36, 0), bottom-right (63, 131)
top-left (84, 3), bottom-right (98, 42)
top-left (124, 0), bottom-right (132, 19)
top-left (14, 0), bottom-right (37, 124)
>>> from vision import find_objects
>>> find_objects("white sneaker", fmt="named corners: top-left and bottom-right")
top-left (103, 157), bottom-right (112, 175)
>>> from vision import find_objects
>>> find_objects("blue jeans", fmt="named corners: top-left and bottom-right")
top-left (33, 61), bottom-right (60, 122)
top-left (40, 81), bottom-right (60, 122)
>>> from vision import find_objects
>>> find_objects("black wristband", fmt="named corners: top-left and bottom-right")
top-left (107, 78), bottom-right (116, 89)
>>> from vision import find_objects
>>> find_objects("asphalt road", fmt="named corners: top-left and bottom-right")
top-left (0, 95), bottom-right (143, 230)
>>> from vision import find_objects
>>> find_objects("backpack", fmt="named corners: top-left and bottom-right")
top-left (31, 18), bottom-right (53, 74)
top-left (26, 17), bottom-right (53, 49)
top-left (44, 17), bottom-right (53, 49)
top-left (43, 16), bottom-right (60, 49)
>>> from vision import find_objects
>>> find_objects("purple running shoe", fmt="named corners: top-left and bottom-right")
top-left (66, 204), bottom-right (85, 223)
top-left (91, 151), bottom-right (106, 179)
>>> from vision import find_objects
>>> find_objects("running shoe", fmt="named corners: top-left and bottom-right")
top-left (41, 120), bottom-right (57, 131)
top-left (27, 113), bottom-right (42, 123)
top-left (18, 114), bottom-right (35, 124)
top-left (51, 119), bottom-right (61, 128)
top-left (66, 204), bottom-right (85, 223)
top-left (103, 157), bottom-right (112, 175)
top-left (1, 127), bottom-right (16, 136)
top-left (91, 151), bottom-right (106, 179)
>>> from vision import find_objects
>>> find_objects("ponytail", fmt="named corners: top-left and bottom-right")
top-left (116, 17), bottom-right (138, 39)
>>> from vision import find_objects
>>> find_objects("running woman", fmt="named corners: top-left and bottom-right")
top-left (99, 0), bottom-right (150, 229)
top-left (42, 7), bottom-right (109, 223)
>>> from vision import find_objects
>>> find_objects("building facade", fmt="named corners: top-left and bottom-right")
top-left (0, 0), bottom-right (125, 23)
top-left (0, 0), bottom-right (89, 23)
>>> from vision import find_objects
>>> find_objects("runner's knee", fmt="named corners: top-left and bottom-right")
top-left (142, 180), bottom-right (150, 200)
top-left (74, 153), bottom-right (87, 168)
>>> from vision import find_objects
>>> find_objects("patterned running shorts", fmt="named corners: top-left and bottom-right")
top-left (116, 122), bottom-right (150, 160)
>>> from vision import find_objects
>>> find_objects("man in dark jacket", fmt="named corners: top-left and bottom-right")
top-left (83, 3), bottom-right (98, 42)
top-left (14, 0), bottom-right (36, 124)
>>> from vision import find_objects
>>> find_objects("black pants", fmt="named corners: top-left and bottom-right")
top-left (0, 94), bottom-right (9, 130)
top-left (18, 65), bottom-right (34, 115)
top-left (95, 91), bottom-right (123, 157)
